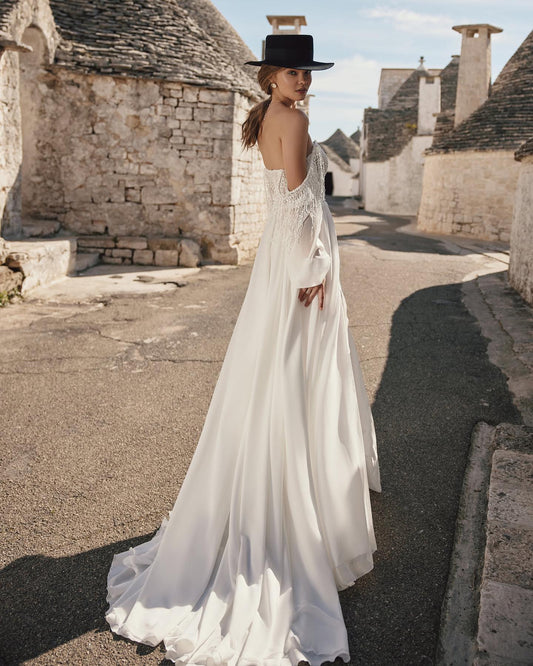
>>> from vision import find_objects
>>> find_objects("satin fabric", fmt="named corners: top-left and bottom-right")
top-left (106, 141), bottom-right (381, 664)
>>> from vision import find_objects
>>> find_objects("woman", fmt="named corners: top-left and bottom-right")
top-left (106, 34), bottom-right (380, 665)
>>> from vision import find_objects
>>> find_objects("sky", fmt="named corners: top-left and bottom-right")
top-left (211, 0), bottom-right (532, 142)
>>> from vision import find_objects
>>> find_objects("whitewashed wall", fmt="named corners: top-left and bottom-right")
top-left (363, 135), bottom-right (433, 215)
top-left (418, 150), bottom-right (520, 241)
top-left (509, 152), bottom-right (533, 305)
top-left (0, 51), bottom-right (22, 236)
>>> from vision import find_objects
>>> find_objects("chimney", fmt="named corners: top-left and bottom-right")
top-left (266, 15), bottom-right (307, 35)
top-left (452, 24), bottom-right (502, 127)
top-left (417, 62), bottom-right (441, 135)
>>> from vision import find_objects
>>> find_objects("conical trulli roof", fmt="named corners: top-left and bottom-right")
top-left (2, 0), bottom-right (260, 96)
top-left (431, 29), bottom-right (533, 152)
top-left (323, 129), bottom-right (360, 163)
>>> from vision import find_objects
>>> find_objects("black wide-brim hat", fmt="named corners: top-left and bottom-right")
top-left (245, 34), bottom-right (334, 71)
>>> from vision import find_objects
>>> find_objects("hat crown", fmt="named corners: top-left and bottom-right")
top-left (264, 34), bottom-right (315, 68)
top-left (245, 34), bottom-right (334, 71)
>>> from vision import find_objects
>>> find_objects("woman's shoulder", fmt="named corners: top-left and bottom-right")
top-left (276, 105), bottom-right (308, 126)
top-left (266, 104), bottom-right (308, 128)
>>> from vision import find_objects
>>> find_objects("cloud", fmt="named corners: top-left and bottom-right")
top-left (363, 7), bottom-right (454, 37)
top-left (310, 54), bottom-right (381, 101)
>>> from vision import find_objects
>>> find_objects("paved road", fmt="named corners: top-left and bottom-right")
top-left (0, 208), bottom-right (520, 665)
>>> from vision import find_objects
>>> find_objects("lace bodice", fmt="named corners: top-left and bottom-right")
top-left (264, 142), bottom-right (328, 250)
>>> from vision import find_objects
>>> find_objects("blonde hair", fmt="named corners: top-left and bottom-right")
top-left (241, 65), bottom-right (282, 148)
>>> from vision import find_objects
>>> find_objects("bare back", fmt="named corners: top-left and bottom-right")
top-left (257, 103), bottom-right (313, 178)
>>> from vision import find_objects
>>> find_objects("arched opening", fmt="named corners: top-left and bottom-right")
top-left (325, 171), bottom-right (334, 196)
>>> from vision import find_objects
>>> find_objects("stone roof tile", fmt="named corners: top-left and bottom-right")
top-left (385, 69), bottom-right (421, 111)
top-left (431, 29), bottom-right (533, 153)
top-left (363, 106), bottom-right (417, 162)
top-left (0, 1), bottom-right (19, 34)
top-left (323, 129), bottom-right (360, 163)
top-left (48, 0), bottom-right (260, 96)
top-left (440, 56), bottom-right (459, 111)
top-left (515, 136), bottom-right (533, 161)
top-left (350, 128), bottom-right (361, 145)
top-left (319, 144), bottom-right (354, 173)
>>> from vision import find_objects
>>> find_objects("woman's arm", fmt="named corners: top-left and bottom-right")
top-left (280, 110), bottom-right (309, 191)
top-left (279, 110), bottom-right (328, 309)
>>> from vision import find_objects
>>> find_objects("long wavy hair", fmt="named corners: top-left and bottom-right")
top-left (241, 65), bottom-right (282, 149)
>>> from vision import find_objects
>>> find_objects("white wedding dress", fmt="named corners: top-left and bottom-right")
top-left (106, 141), bottom-right (381, 665)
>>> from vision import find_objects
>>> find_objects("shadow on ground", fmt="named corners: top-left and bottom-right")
top-left (340, 271), bottom-right (521, 665)
top-left (331, 206), bottom-right (454, 257)
top-left (0, 533), bottom-right (168, 664)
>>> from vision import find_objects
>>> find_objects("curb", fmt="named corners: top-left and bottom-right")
top-left (436, 422), bottom-right (496, 665)
top-left (437, 423), bottom-right (533, 665)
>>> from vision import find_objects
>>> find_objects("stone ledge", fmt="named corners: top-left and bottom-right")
top-left (3, 238), bottom-right (77, 294)
top-left (477, 581), bottom-right (533, 663)
top-left (475, 427), bottom-right (533, 664)
top-left (76, 235), bottom-right (201, 268)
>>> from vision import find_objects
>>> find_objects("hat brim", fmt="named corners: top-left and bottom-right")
top-left (245, 59), bottom-right (334, 71)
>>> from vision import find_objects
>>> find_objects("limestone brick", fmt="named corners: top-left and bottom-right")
top-left (101, 255), bottom-right (122, 264)
top-left (183, 87), bottom-right (199, 103)
top-left (154, 249), bottom-right (178, 266)
top-left (147, 238), bottom-right (179, 251)
top-left (179, 238), bottom-right (201, 267)
top-left (199, 89), bottom-right (233, 105)
top-left (174, 106), bottom-right (193, 120)
top-left (133, 248), bottom-right (154, 265)
top-left (194, 107), bottom-right (213, 122)
top-left (77, 235), bottom-right (115, 248)
top-left (117, 236), bottom-right (147, 249)
top-left (111, 248), bottom-right (132, 258)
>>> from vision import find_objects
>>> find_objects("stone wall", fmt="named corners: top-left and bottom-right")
top-left (1, 63), bottom-right (265, 264)
top-left (230, 93), bottom-right (266, 260)
top-left (0, 51), bottom-right (22, 236)
top-left (509, 145), bottom-right (533, 305)
top-left (418, 150), bottom-right (520, 241)
top-left (364, 135), bottom-right (433, 215)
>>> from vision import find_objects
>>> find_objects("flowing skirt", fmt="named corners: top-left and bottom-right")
top-left (106, 201), bottom-right (380, 665)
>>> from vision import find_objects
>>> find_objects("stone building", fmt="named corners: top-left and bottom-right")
top-left (321, 129), bottom-right (359, 196)
top-left (509, 138), bottom-right (533, 305)
top-left (0, 0), bottom-right (265, 277)
top-left (360, 55), bottom-right (458, 215)
top-left (418, 26), bottom-right (533, 242)
top-left (350, 128), bottom-right (361, 146)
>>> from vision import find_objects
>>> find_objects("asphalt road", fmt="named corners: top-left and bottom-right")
top-left (0, 207), bottom-right (520, 665)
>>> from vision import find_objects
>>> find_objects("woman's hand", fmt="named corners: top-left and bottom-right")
top-left (298, 280), bottom-right (325, 310)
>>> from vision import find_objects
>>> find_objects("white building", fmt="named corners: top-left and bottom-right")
top-left (418, 25), bottom-right (533, 243)
top-left (321, 129), bottom-right (360, 197)
top-left (360, 56), bottom-right (458, 216)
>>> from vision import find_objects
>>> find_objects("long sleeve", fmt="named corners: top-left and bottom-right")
top-left (287, 211), bottom-right (331, 289)
top-left (268, 143), bottom-right (331, 289)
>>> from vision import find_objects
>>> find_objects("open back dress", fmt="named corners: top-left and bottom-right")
top-left (106, 140), bottom-right (381, 665)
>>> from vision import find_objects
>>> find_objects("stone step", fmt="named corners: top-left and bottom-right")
top-left (75, 251), bottom-right (100, 273)
top-left (4, 238), bottom-right (76, 294)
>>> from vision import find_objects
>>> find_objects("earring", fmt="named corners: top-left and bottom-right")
top-left (271, 83), bottom-right (277, 88)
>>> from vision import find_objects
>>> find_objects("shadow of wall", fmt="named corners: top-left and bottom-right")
top-left (340, 272), bottom-right (521, 665)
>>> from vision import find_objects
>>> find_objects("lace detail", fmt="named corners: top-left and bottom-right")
top-left (264, 142), bottom-right (328, 252)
